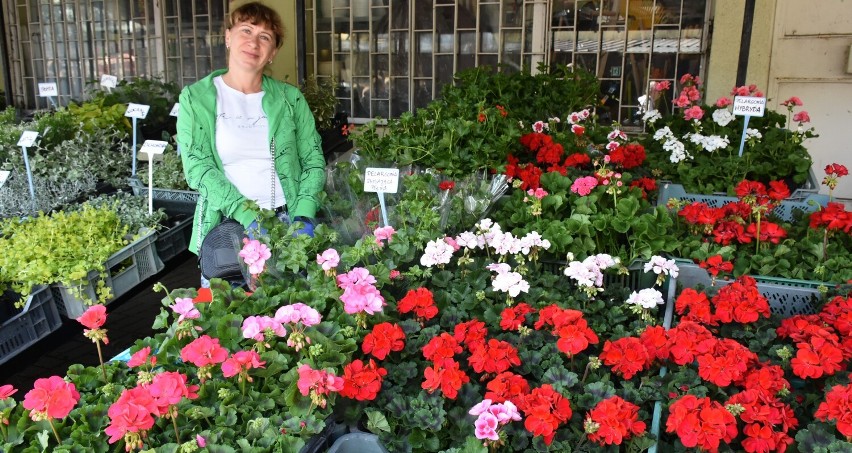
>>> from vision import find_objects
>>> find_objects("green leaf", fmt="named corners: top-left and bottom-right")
top-left (366, 410), bottom-right (391, 433)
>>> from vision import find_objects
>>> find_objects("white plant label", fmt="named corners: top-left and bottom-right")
top-left (0, 170), bottom-right (9, 189)
top-left (137, 140), bottom-right (168, 159)
top-left (732, 96), bottom-right (766, 117)
top-left (100, 74), bottom-right (118, 88)
top-left (169, 103), bottom-right (180, 117)
top-left (364, 168), bottom-right (400, 193)
top-left (125, 103), bottom-right (151, 119)
top-left (17, 130), bottom-right (38, 147)
top-left (38, 82), bottom-right (58, 97)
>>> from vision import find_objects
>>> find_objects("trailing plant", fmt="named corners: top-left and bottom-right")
top-left (81, 77), bottom-right (180, 141)
top-left (0, 205), bottom-right (128, 307)
top-left (75, 191), bottom-right (168, 235)
top-left (67, 99), bottom-right (132, 134)
top-left (136, 140), bottom-right (192, 191)
top-left (0, 170), bottom-right (96, 219)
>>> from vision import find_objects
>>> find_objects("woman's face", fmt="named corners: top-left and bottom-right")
top-left (226, 20), bottom-right (278, 72)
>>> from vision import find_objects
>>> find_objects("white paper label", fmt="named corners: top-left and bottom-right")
top-left (0, 170), bottom-right (10, 189)
top-left (364, 167), bottom-right (400, 193)
top-left (17, 130), bottom-right (39, 147)
top-left (125, 103), bottom-right (151, 119)
top-left (169, 103), bottom-right (180, 117)
top-left (38, 82), bottom-right (58, 97)
top-left (137, 140), bottom-right (169, 159)
top-left (100, 74), bottom-right (118, 88)
top-left (732, 96), bottom-right (766, 117)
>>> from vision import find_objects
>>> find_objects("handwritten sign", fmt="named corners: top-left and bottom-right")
top-left (732, 96), bottom-right (766, 117)
top-left (100, 74), bottom-right (118, 88)
top-left (364, 167), bottom-right (400, 193)
top-left (0, 170), bottom-right (9, 189)
top-left (169, 103), bottom-right (180, 117)
top-left (17, 131), bottom-right (38, 147)
top-left (137, 140), bottom-right (168, 159)
top-left (125, 103), bottom-right (151, 119)
top-left (38, 82), bottom-right (58, 97)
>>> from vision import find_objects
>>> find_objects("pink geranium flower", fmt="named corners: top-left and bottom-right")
top-left (241, 316), bottom-right (286, 342)
top-left (104, 386), bottom-right (157, 445)
top-left (76, 304), bottom-right (107, 330)
top-left (715, 97), bottom-right (732, 107)
top-left (127, 346), bottom-right (156, 368)
top-left (22, 376), bottom-right (80, 420)
top-left (793, 111), bottom-right (810, 123)
top-left (316, 248), bottom-right (340, 272)
top-left (781, 96), bottom-right (802, 107)
top-left (571, 176), bottom-right (599, 196)
top-left (297, 364), bottom-right (344, 408)
top-left (221, 350), bottom-right (266, 379)
top-left (239, 238), bottom-right (271, 275)
top-left (179, 335), bottom-right (229, 368)
top-left (147, 371), bottom-right (199, 416)
top-left (170, 297), bottom-right (200, 322)
top-left (275, 303), bottom-right (321, 327)
top-left (0, 384), bottom-right (18, 399)
top-left (374, 226), bottom-right (396, 246)
top-left (683, 105), bottom-right (704, 121)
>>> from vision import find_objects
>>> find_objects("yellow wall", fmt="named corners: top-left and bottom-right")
top-left (706, 0), bottom-right (776, 103)
top-left (230, 0), bottom-right (299, 84)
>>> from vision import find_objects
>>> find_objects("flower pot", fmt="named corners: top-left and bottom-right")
top-left (326, 433), bottom-right (388, 453)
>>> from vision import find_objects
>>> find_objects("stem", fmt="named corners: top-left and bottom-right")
top-left (48, 418), bottom-right (61, 444)
top-left (822, 228), bottom-right (828, 262)
top-left (172, 406), bottom-right (182, 445)
top-left (755, 211), bottom-right (762, 255)
top-left (1, 420), bottom-right (7, 440)
top-left (95, 340), bottom-right (107, 382)
top-left (240, 376), bottom-right (247, 396)
top-left (580, 361), bottom-right (592, 383)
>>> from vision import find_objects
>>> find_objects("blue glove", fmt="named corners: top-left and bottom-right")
top-left (293, 217), bottom-right (315, 238)
top-left (247, 220), bottom-right (267, 240)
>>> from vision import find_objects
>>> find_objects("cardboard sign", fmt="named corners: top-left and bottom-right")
top-left (38, 82), bottom-right (58, 97)
top-left (0, 170), bottom-right (9, 189)
top-left (137, 140), bottom-right (168, 160)
top-left (169, 103), bottom-right (180, 117)
top-left (17, 131), bottom-right (38, 147)
top-left (125, 103), bottom-right (151, 119)
top-left (100, 74), bottom-right (118, 88)
top-left (732, 96), bottom-right (766, 117)
top-left (364, 168), bottom-right (400, 193)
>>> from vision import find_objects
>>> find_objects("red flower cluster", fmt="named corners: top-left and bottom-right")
top-left (340, 359), bottom-right (387, 401)
top-left (607, 143), bottom-right (646, 169)
top-left (519, 132), bottom-right (565, 166)
top-left (534, 305), bottom-right (599, 356)
top-left (499, 303), bottom-right (536, 331)
top-left (397, 287), bottom-right (439, 321)
top-left (584, 396), bottom-right (647, 446)
top-left (699, 255), bottom-right (734, 278)
top-left (666, 321), bottom-right (716, 365)
top-left (809, 202), bottom-right (852, 233)
top-left (776, 296), bottom-right (851, 380)
top-left (484, 371), bottom-right (530, 406)
top-left (423, 332), bottom-right (463, 362)
top-left (630, 176), bottom-right (658, 199)
top-left (815, 383), bottom-right (852, 440)
top-left (454, 319), bottom-right (488, 352)
top-left (467, 338), bottom-right (521, 375)
top-left (517, 384), bottom-right (572, 445)
top-left (600, 336), bottom-right (652, 379)
top-left (666, 395), bottom-right (738, 452)
top-left (422, 358), bottom-right (469, 400)
top-left (675, 276), bottom-right (770, 325)
top-left (726, 389), bottom-right (797, 452)
top-left (696, 338), bottom-right (758, 387)
top-left (438, 180), bottom-right (455, 191)
top-left (362, 322), bottom-right (406, 360)
top-left (504, 155), bottom-right (544, 190)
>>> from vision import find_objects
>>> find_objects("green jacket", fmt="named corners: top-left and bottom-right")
top-left (176, 69), bottom-right (326, 254)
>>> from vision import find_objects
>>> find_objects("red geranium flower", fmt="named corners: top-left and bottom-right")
top-left (585, 396), bottom-right (647, 446)
top-left (22, 376), bottom-right (80, 420)
top-left (362, 322), bottom-right (406, 360)
top-left (697, 338), bottom-right (757, 387)
top-left (564, 153), bottom-right (591, 168)
top-left (600, 337), bottom-right (652, 379)
top-left (699, 255), bottom-right (734, 277)
top-left (639, 325), bottom-right (670, 361)
top-left (438, 180), bottom-right (455, 191)
top-left (712, 221), bottom-right (747, 245)
top-left (468, 339), bottom-right (521, 375)
top-left (746, 221), bottom-right (787, 244)
top-left (825, 163), bottom-right (849, 177)
top-left (453, 319), bottom-right (488, 352)
top-left (485, 371), bottom-right (530, 406)
top-left (790, 336), bottom-right (845, 379)
top-left (815, 383), bottom-right (852, 439)
top-left (630, 177), bottom-right (657, 199)
top-left (666, 321), bottom-right (716, 365)
top-left (607, 143), bottom-right (646, 169)
top-left (536, 142), bottom-right (565, 165)
top-left (397, 287), bottom-right (439, 320)
top-left (554, 320), bottom-right (599, 356)
top-left (809, 202), bottom-right (852, 233)
top-left (675, 287), bottom-right (716, 325)
top-left (519, 132), bottom-right (552, 152)
top-left (740, 363), bottom-right (791, 399)
top-left (666, 395), bottom-right (738, 453)
top-left (516, 163), bottom-right (543, 190)
top-left (500, 303), bottom-right (536, 331)
top-left (518, 385), bottom-right (572, 446)
top-left (422, 358), bottom-right (469, 400)
top-left (712, 276), bottom-right (771, 324)
top-left (340, 359), bottom-right (387, 401)
top-left (767, 180), bottom-right (791, 201)
top-left (422, 333), bottom-right (462, 362)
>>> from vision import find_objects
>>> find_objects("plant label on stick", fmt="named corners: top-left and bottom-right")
top-left (125, 103), bottom-right (150, 177)
top-left (100, 74), bottom-right (118, 90)
top-left (0, 170), bottom-right (10, 190)
top-left (38, 82), bottom-right (58, 108)
top-left (139, 140), bottom-right (168, 215)
top-left (18, 131), bottom-right (39, 209)
top-left (733, 96), bottom-right (766, 157)
top-left (364, 167), bottom-right (399, 227)
top-left (169, 103), bottom-right (180, 117)
top-left (17, 130), bottom-right (38, 148)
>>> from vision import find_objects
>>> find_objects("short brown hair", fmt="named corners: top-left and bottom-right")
top-left (229, 2), bottom-right (284, 48)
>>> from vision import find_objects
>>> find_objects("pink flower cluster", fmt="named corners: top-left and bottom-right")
top-left (170, 297), bottom-right (200, 323)
top-left (275, 303), bottom-right (321, 327)
top-left (337, 267), bottom-right (385, 315)
top-left (221, 350), bottom-right (265, 379)
top-left (469, 399), bottom-right (522, 441)
top-left (571, 176), bottom-right (598, 196)
top-left (180, 335), bottom-right (229, 368)
top-left (374, 226), bottom-right (396, 247)
top-left (316, 248), bottom-right (340, 272)
top-left (239, 238), bottom-right (272, 275)
top-left (297, 364), bottom-right (344, 408)
top-left (22, 376), bottom-right (80, 421)
top-left (241, 315), bottom-right (287, 342)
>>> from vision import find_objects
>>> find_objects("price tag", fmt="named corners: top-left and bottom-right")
top-left (732, 96), bottom-right (766, 117)
top-left (137, 140), bottom-right (168, 159)
top-left (364, 167), bottom-right (400, 193)
top-left (17, 130), bottom-right (39, 147)
top-left (38, 82), bottom-right (58, 97)
top-left (100, 74), bottom-right (118, 88)
top-left (125, 103), bottom-right (151, 119)
top-left (169, 103), bottom-right (180, 117)
top-left (0, 170), bottom-right (9, 189)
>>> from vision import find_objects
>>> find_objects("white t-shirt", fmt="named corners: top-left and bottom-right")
top-left (214, 76), bottom-right (285, 210)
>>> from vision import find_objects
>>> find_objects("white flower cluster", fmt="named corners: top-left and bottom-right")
top-left (745, 128), bottom-right (763, 140)
top-left (643, 256), bottom-right (679, 279)
top-left (712, 108), bottom-right (735, 127)
top-left (563, 253), bottom-right (620, 292)
top-left (687, 133), bottom-right (730, 153)
top-left (419, 219), bottom-right (551, 268)
top-left (642, 109), bottom-right (662, 124)
top-left (488, 262), bottom-right (530, 298)
top-left (654, 126), bottom-right (691, 164)
top-left (626, 288), bottom-right (665, 309)
top-left (419, 238), bottom-right (455, 267)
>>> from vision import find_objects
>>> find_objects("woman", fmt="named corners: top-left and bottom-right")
top-left (176, 2), bottom-right (325, 283)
